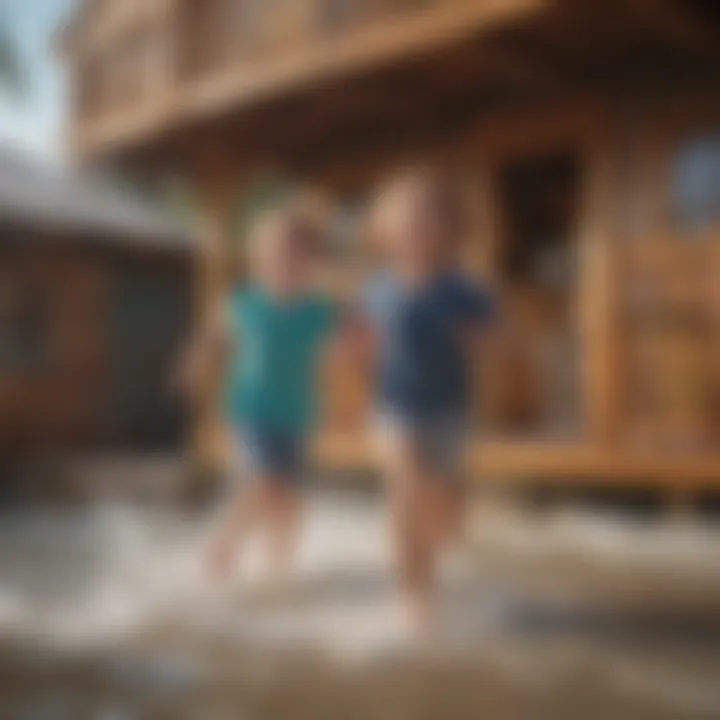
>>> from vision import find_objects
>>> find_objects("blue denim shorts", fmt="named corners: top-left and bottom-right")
top-left (375, 408), bottom-right (469, 482)
top-left (236, 425), bottom-right (307, 484)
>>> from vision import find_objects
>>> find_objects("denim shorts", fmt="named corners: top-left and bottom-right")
top-left (374, 408), bottom-right (469, 482)
top-left (236, 425), bottom-right (307, 484)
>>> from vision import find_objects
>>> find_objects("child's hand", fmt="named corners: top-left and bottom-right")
top-left (327, 314), bottom-right (376, 367)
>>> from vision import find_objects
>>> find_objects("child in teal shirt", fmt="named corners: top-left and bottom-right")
top-left (202, 204), bottom-right (338, 584)
top-left (227, 285), bottom-right (334, 444)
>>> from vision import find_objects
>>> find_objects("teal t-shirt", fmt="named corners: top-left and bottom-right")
top-left (224, 286), bottom-right (335, 433)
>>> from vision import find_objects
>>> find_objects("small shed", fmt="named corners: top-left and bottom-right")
top-left (0, 148), bottom-right (193, 464)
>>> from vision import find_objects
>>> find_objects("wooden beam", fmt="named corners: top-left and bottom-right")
top-left (627, 0), bottom-right (720, 64)
top-left (313, 433), bottom-right (720, 486)
top-left (66, 0), bottom-right (179, 57)
top-left (475, 45), bottom-right (567, 95)
top-left (471, 442), bottom-right (720, 485)
top-left (578, 131), bottom-right (621, 444)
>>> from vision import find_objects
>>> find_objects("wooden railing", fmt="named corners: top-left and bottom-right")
top-left (74, 0), bottom-right (525, 134)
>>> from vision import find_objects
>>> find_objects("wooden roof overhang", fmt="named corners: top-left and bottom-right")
top-left (73, 0), bottom-right (720, 184)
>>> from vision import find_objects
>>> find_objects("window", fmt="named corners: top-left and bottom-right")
top-left (673, 132), bottom-right (720, 233)
top-left (498, 152), bottom-right (580, 289)
top-left (0, 279), bottom-right (49, 371)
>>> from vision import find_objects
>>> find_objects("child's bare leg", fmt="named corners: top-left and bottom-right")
top-left (419, 480), bottom-right (464, 549)
top-left (380, 434), bottom-right (436, 634)
top-left (206, 482), bottom-right (265, 580)
top-left (263, 482), bottom-right (301, 585)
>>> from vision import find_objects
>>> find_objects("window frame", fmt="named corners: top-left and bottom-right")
top-left (650, 95), bottom-right (720, 239)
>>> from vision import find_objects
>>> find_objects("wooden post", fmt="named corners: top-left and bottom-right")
top-left (190, 163), bottom-right (241, 471)
top-left (578, 137), bottom-right (620, 445)
top-left (466, 163), bottom-right (503, 431)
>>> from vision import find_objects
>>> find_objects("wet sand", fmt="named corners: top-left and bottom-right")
top-left (0, 494), bottom-right (719, 719)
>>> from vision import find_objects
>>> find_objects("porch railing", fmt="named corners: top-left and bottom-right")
top-left (74, 0), bottom-right (497, 131)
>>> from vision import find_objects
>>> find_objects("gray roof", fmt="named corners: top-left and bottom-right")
top-left (0, 146), bottom-right (193, 251)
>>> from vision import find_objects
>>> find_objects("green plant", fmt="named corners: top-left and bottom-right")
top-left (0, 24), bottom-right (27, 98)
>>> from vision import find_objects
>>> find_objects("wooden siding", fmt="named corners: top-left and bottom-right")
top-left (0, 243), bottom-right (191, 460)
top-left (0, 247), bottom-right (106, 457)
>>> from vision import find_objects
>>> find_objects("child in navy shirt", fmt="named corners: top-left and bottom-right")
top-left (363, 167), bottom-right (495, 635)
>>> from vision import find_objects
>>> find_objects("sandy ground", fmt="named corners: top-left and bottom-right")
top-left (0, 492), bottom-right (719, 719)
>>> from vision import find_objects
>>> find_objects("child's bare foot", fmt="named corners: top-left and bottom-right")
top-left (399, 590), bottom-right (436, 641)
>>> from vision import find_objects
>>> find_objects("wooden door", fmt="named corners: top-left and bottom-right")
top-left (623, 106), bottom-right (720, 454)
top-left (468, 102), bottom-right (614, 444)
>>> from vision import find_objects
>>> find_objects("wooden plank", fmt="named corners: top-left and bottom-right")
top-left (312, 433), bottom-right (720, 485)
top-left (64, 0), bottom-right (179, 57)
top-left (577, 129), bottom-right (621, 443)
top-left (471, 442), bottom-right (720, 484)
top-left (473, 45), bottom-right (566, 95)
top-left (626, 0), bottom-right (720, 64)
top-left (467, 96), bottom-right (607, 159)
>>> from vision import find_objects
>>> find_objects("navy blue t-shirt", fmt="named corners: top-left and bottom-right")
top-left (363, 273), bottom-right (494, 418)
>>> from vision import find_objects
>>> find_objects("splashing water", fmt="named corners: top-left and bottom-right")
top-left (2, 495), bottom-right (720, 718)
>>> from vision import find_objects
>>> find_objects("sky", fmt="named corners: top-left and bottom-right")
top-left (0, 0), bottom-right (75, 160)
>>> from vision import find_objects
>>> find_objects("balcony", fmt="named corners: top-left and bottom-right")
top-left (70, 0), bottom-right (546, 160)
top-left (181, 0), bottom-right (472, 79)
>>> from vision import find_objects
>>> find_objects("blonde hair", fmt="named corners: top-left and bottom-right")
top-left (368, 165), bottom-right (468, 256)
top-left (247, 199), bottom-right (327, 265)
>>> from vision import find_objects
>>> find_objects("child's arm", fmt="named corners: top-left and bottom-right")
top-left (172, 301), bottom-right (232, 400)
top-left (328, 278), bottom-right (384, 368)
top-left (320, 306), bottom-right (376, 431)
top-left (324, 306), bottom-right (377, 369)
